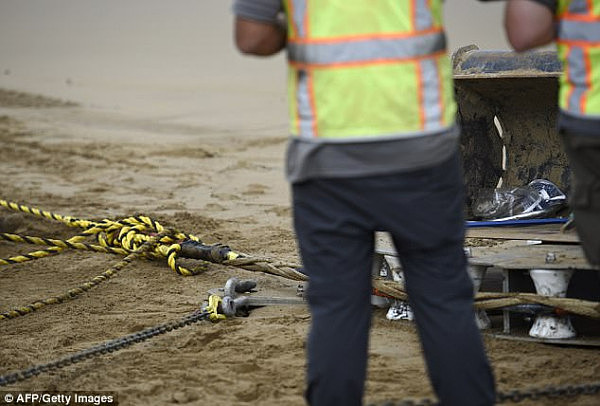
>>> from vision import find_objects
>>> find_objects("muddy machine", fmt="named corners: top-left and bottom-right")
top-left (375, 46), bottom-right (600, 345)
top-left (453, 45), bottom-right (569, 211)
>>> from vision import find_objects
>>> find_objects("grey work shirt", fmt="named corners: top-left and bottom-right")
top-left (233, 0), bottom-right (461, 183)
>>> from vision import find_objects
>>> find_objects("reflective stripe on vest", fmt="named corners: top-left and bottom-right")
top-left (283, 0), bottom-right (456, 141)
top-left (287, 31), bottom-right (446, 67)
top-left (557, 0), bottom-right (600, 117)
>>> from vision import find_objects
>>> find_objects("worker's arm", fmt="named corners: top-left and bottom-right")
top-left (504, 0), bottom-right (557, 52)
top-left (233, 0), bottom-right (286, 56)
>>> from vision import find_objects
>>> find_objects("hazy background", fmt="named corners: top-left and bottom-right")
top-left (0, 0), bottom-right (510, 129)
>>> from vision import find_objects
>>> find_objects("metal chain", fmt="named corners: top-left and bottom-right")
top-left (367, 381), bottom-right (600, 406)
top-left (1, 200), bottom-right (597, 400)
top-left (496, 382), bottom-right (600, 403)
top-left (0, 310), bottom-right (212, 387)
top-left (367, 399), bottom-right (437, 406)
top-left (3, 305), bottom-right (600, 403)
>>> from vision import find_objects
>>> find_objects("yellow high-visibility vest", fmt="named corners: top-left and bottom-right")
top-left (282, 0), bottom-right (457, 141)
top-left (557, 0), bottom-right (600, 117)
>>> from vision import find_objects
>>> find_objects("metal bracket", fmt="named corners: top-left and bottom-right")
top-left (207, 277), bottom-right (306, 317)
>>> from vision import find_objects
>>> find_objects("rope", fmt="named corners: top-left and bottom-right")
top-left (372, 279), bottom-right (600, 319)
top-left (2, 198), bottom-right (598, 321)
top-left (0, 199), bottom-right (92, 229)
top-left (0, 232), bottom-right (128, 260)
top-left (0, 200), bottom-right (200, 275)
top-left (0, 232), bottom-right (166, 320)
top-left (0, 199), bottom-right (303, 321)
top-left (475, 291), bottom-right (600, 319)
top-left (224, 257), bottom-right (307, 281)
top-left (1, 199), bottom-right (599, 404)
top-left (0, 199), bottom-right (306, 281)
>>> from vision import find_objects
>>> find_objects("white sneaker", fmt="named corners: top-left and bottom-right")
top-left (386, 300), bottom-right (414, 321)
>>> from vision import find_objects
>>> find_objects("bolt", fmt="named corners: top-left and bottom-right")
top-left (545, 252), bottom-right (557, 263)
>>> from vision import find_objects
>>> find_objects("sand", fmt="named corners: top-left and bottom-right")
top-left (0, 2), bottom-right (599, 405)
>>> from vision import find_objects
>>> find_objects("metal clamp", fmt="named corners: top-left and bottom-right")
top-left (208, 277), bottom-right (305, 317)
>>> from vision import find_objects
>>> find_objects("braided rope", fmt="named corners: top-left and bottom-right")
top-left (223, 257), bottom-right (307, 281)
top-left (0, 233), bottom-right (128, 259)
top-left (0, 201), bottom-right (211, 320)
top-left (0, 199), bottom-right (92, 229)
top-left (372, 279), bottom-right (600, 319)
top-left (2, 199), bottom-right (599, 321)
top-left (0, 201), bottom-right (200, 276)
top-left (0, 232), bottom-right (167, 320)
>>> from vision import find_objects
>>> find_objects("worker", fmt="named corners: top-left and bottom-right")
top-left (504, 0), bottom-right (600, 267)
top-left (232, 1), bottom-right (496, 405)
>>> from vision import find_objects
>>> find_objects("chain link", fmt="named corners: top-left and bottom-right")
top-left (496, 382), bottom-right (600, 403)
top-left (367, 381), bottom-right (600, 406)
top-left (367, 398), bottom-right (437, 406)
top-left (3, 309), bottom-right (600, 403)
top-left (0, 310), bottom-right (212, 387)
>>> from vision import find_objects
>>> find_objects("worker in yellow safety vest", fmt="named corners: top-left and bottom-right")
top-left (233, 1), bottom-right (496, 405)
top-left (505, 0), bottom-right (600, 266)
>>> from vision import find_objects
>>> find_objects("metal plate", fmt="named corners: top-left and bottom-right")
top-left (468, 244), bottom-right (597, 270)
top-left (467, 224), bottom-right (579, 243)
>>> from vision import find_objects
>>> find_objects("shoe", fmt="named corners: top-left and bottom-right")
top-left (386, 300), bottom-right (414, 321)
top-left (527, 179), bottom-right (567, 211)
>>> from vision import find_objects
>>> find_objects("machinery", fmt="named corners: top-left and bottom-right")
top-left (453, 45), bottom-right (569, 216)
top-left (376, 47), bottom-right (600, 344)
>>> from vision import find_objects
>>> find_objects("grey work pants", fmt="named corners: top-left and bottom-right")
top-left (292, 152), bottom-right (496, 406)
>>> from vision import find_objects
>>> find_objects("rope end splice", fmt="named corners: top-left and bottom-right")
top-left (179, 240), bottom-right (240, 263)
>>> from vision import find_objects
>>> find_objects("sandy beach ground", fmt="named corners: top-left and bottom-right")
top-left (0, 1), bottom-right (599, 405)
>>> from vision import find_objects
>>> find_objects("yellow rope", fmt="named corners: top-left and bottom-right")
top-left (0, 198), bottom-right (310, 322)
top-left (0, 200), bottom-right (305, 283)
top-left (0, 200), bottom-right (213, 320)
top-left (0, 200), bottom-right (303, 306)
top-left (0, 200), bottom-right (201, 276)
top-left (205, 295), bottom-right (226, 322)
top-left (0, 233), bottom-right (128, 263)
top-left (3, 199), bottom-right (599, 322)
top-left (0, 232), bottom-right (165, 320)
top-left (0, 199), bottom-right (93, 229)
